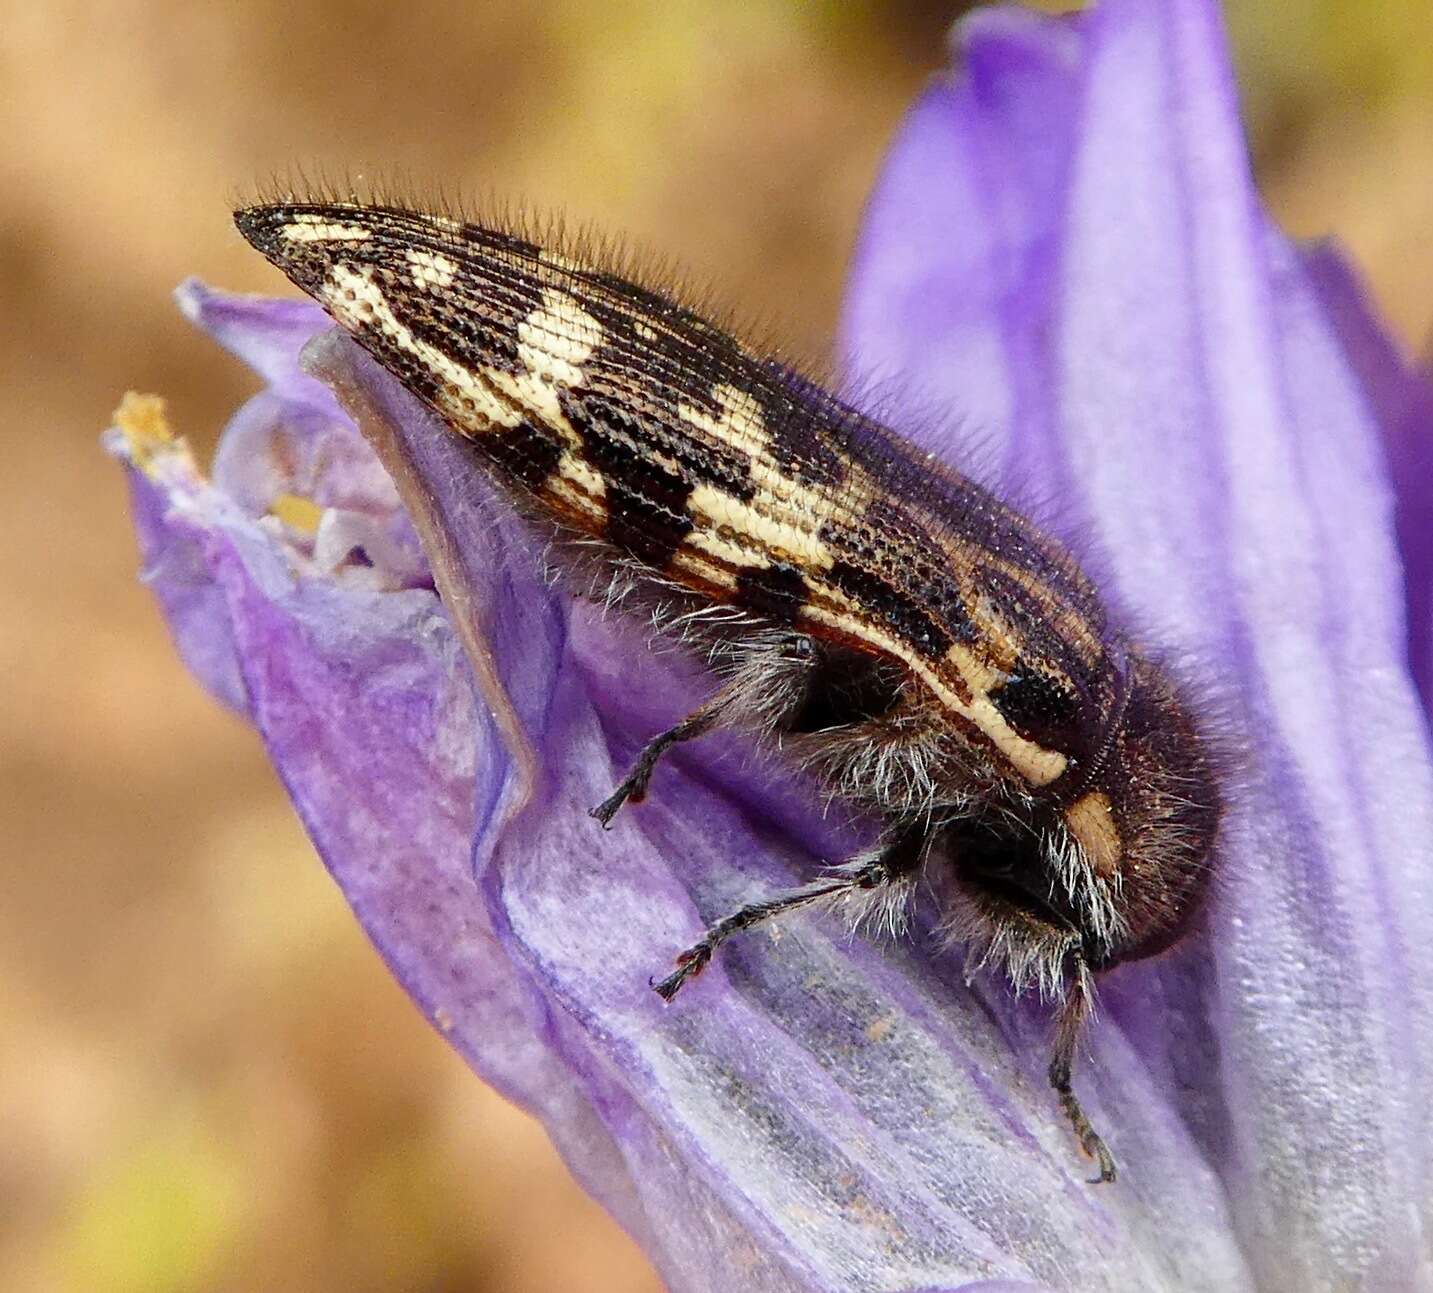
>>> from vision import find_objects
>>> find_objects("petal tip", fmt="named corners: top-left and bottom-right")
top-left (173, 275), bottom-right (212, 323)
top-left (952, 2), bottom-right (1082, 72)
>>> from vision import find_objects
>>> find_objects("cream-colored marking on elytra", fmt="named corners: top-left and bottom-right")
top-left (677, 385), bottom-right (1068, 785)
top-left (280, 219), bottom-right (373, 244)
top-left (518, 288), bottom-right (603, 387)
top-left (933, 528), bottom-right (1098, 668)
top-left (670, 546), bottom-right (740, 592)
top-left (964, 696), bottom-right (1067, 786)
top-left (945, 643), bottom-right (1005, 699)
top-left (962, 588), bottom-right (1079, 692)
top-left (324, 263), bottom-right (520, 427)
top-left (798, 592), bottom-right (1068, 788)
top-left (633, 321), bottom-right (658, 342)
top-left (679, 384), bottom-right (840, 569)
top-left (951, 645), bottom-right (1077, 774)
top-left (940, 641), bottom-right (1075, 781)
top-left (405, 248), bottom-right (457, 290)
top-left (679, 384), bottom-right (766, 457)
top-left (547, 451), bottom-right (607, 512)
top-left (687, 484), bottom-right (835, 572)
top-left (489, 369), bottom-right (582, 442)
top-left (322, 264), bottom-right (592, 454)
top-left (1064, 792), bottom-right (1121, 877)
top-left (686, 384), bottom-right (849, 516)
top-left (967, 591), bottom-right (1025, 671)
top-left (943, 647), bottom-right (1074, 784)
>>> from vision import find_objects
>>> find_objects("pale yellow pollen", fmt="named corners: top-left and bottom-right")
top-left (269, 492), bottom-right (324, 535)
top-left (864, 1015), bottom-right (895, 1044)
top-left (1064, 791), bottom-right (1122, 877)
top-left (112, 391), bottom-right (175, 469)
top-left (405, 248), bottom-right (457, 290)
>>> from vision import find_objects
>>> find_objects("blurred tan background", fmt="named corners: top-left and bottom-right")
top-left (2, 2), bottom-right (1430, 1290)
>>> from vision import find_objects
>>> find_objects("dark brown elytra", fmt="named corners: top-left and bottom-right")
top-left (235, 197), bottom-right (1224, 1183)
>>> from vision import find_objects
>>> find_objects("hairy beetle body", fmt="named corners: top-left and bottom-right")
top-left (238, 198), bottom-right (1224, 1181)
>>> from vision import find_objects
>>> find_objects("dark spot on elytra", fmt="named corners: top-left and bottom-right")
top-left (605, 479), bottom-right (694, 568)
top-left (588, 375), bottom-right (758, 504)
top-left (735, 561), bottom-right (808, 623)
top-left (989, 664), bottom-right (1082, 755)
top-left (758, 362), bottom-right (851, 488)
top-left (824, 559), bottom-right (954, 660)
top-left (484, 417), bottom-right (565, 492)
top-left (564, 389), bottom-right (695, 568)
top-left (819, 506), bottom-right (978, 650)
top-left (385, 286), bottom-right (531, 379)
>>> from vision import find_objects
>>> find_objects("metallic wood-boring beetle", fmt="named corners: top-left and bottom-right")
top-left (237, 196), bottom-right (1224, 1182)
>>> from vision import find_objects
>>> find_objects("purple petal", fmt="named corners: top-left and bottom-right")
top-left (107, 345), bottom-right (663, 1268)
top-left (179, 281), bottom-right (428, 587)
top-left (846, 0), bottom-right (1433, 1284)
top-left (108, 404), bottom-right (250, 714)
top-left (176, 277), bottom-right (338, 405)
top-left (1300, 245), bottom-right (1433, 717)
top-left (840, 5), bottom-right (1083, 495)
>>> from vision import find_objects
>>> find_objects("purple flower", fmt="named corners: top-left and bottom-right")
top-left (107, 0), bottom-right (1433, 1288)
